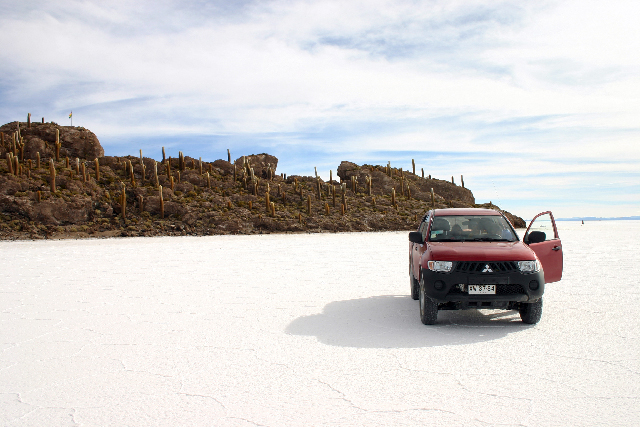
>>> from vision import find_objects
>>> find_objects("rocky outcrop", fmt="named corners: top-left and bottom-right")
top-left (0, 120), bottom-right (525, 239)
top-left (1, 121), bottom-right (103, 161)
top-left (234, 153), bottom-right (278, 178)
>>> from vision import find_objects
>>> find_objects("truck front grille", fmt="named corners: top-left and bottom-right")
top-left (454, 261), bottom-right (518, 274)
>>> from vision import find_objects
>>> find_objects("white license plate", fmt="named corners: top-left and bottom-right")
top-left (468, 285), bottom-right (496, 294)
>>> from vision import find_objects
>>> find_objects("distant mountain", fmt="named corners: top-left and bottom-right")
top-left (555, 216), bottom-right (640, 221)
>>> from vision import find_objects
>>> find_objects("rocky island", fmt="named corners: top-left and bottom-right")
top-left (0, 118), bottom-right (524, 240)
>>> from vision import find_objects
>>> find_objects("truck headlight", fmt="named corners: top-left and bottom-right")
top-left (517, 260), bottom-right (540, 273)
top-left (427, 261), bottom-right (453, 272)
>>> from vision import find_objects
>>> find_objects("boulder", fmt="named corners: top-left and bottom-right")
top-left (234, 154), bottom-right (278, 178)
top-left (0, 121), bottom-right (104, 161)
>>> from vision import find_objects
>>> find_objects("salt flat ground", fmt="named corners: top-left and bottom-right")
top-left (1, 221), bottom-right (639, 427)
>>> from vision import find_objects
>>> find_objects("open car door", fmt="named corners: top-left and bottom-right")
top-left (524, 211), bottom-right (563, 283)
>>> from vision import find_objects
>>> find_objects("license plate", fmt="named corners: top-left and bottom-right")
top-left (468, 285), bottom-right (496, 294)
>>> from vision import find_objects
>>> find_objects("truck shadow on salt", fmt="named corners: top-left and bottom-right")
top-left (286, 295), bottom-right (533, 348)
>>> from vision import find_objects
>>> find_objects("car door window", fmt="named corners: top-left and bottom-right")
top-left (526, 212), bottom-right (558, 242)
top-left (419, 218), bottom-right (429, 240)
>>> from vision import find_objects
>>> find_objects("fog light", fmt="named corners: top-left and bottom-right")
top-left (529, 280), bottom-right (539, 291)
top-left (434, 280), bottom-right (446, 291)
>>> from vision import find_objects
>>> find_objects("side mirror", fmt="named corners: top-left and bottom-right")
top-left (525, 231), bottom-right (546, 244)
top-left (409, 231), bottom-right (424, 244)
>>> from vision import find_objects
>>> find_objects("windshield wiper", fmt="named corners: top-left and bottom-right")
top-left (469, 237), bottom-right (512, 242)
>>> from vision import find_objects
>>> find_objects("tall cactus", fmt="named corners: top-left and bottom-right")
top-left (6, 153), bottom-right (13, 175)
top-left (49, 158), bottom-right (56, 192)
top-left (120, 183), bottom-right (127, 219)
top-left (55, 129), bottom-right (61, 161)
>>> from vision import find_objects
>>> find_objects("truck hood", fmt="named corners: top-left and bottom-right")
top-left (428, 241), bottom-right (536, 261)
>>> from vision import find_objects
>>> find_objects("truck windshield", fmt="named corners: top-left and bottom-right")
top-left (429, 215), bottom-right (518, 242)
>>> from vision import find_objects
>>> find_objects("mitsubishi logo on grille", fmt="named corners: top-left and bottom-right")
top-left (482, 264), bottom-right (493, 273)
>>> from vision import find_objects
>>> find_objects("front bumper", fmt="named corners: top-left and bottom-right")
top-left (422, 267), bottom-right (545, 304)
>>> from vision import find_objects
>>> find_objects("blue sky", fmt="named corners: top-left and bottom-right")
top-left (1, 0), bottom-right (638, 219)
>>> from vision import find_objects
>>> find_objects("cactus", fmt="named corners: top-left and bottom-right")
top-left (49, 158), bottom-right (56, 192)
top-left (227, 149), bottom-right (231, 163)
top-left (206, 172), bottom-right (210, 188)
top-left (372, 196), bottom-right (376, 208)
top-left (412, 159), bottom-right (415, 175)
top-left (431, 188), bottom-right (435, 208)
top-left (162, 146), bottom-right (166, 163)
top-left (170, 176), bottom-right (174, 190)
top-left (325, 202), bottom-right (330, 216)
top-left (461, 175), bottom-right (465, 188)
top-left (332, 185), bottom-right (336, 207)
top-left (421, 168), bottom-right (424, 178)
top-left (55, 129), bottom-right (60, 161)
top-left (391, 188), bottom-right (396, 206)
top-left (6, 153), bottom-right (12, 174)
top-left (129, 160), bottom-right (136, 188)
top-left (199, 157), bottom-right (202, 175)
top-left (307, 194), bottom-right (311, 215)
top-left (341, 203), bottom-right (345, 216)
top-left (139, 195), bottom-right (144, 214)
top-left (82, 162), bottom-right (86, 183)
top-left (329, 169), bottom-right (332, 184)
top-left (120, 182), bottom-right (126, 219)
top-left (265, 191), bottom-right (270, 211)
top-left (154, 162), bottom-right (159, 188)
top-left (27, 113), bottom-right (31, 127)
top-left (36, 152), bottom-right (40, 169)
top-left (159, 185), bottom-right (164, 219)
top-left (94, 158), bottom-right (100, 181)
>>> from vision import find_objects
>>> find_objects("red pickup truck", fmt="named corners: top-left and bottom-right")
top-left (408, 208), bottom-right (563, 325)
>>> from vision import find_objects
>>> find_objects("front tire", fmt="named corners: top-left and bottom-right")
top-left (410, 272), bottom-right (419, 300)
top-left (519, 298), bottom-right (543, 324)
top-left (419, 275), bottom-right (438, 325)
